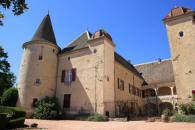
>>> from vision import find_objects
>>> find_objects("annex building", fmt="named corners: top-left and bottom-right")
top-left (17, 7), bottom-right (195, 117)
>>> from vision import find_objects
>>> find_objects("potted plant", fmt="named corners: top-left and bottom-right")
top-left (161, 108), bottom-right (170, 122)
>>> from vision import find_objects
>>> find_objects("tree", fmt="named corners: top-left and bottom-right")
top-left (1, 87), bottom-right (18, 106)
top-left (0, 0), bottom-right (28, 25)
top-left (0, 46), bottom-right (15, 96)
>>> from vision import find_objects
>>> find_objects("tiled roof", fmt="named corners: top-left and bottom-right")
top-left (32, 14), bottom-right (57, 45)
top-left (135, 59), bottom-right (175, 85)
top-left (90, 29), bottom-right (112, 41)
top-left (165, 7), bottom-right (192, 19)
top-left (114, 52), bottom-right (144, 80)
top-left (60, 31), bottom-right (92, 54)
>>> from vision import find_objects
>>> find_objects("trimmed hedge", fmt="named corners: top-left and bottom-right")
top-left (9, 117), bottom-right (25, 128)
top-left (0, 106), bottom-right (26, 129)
top-left (0, 106), bottom-right (26, 119)
top-left (0, 113), bottom-right (9, 129)
top-left (1, 87), bottom-right (18, 107)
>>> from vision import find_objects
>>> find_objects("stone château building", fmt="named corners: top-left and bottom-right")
top-left (17, 7), bottom-right (195, 117)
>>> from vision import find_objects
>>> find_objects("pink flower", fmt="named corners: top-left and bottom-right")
top-left (185, 103), bottom-right (190, 106)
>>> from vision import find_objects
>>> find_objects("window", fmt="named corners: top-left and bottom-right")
top-left (192, 90), bottom-right (195, 101)
top-left (118, 78), bottom-right (124, 90)
top-left (132, 86), bottom-right (136, 95)
top-left (35, 79), bottom-right (40, 85)
top-left (38, 56), bottom-right (43, 60)
top-left (129, 84), bottom-right (131, 93)
top-left (61, 70), bottom-right (65, 82)
top-left (179, 31), bottom-right (184, 37)
top-left (68, 57), bottom-right (70, 61)
top-left (32, 98), bottom-right (38, 107)
top-left (94, 49), bottom-right (97, 54)
top-left (61, 68), bottom-right (76, 83)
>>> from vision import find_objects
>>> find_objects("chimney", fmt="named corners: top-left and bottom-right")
top-left (158, 58), bottom-right (161, 64)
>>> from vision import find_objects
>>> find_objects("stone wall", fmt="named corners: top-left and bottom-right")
top-left (164, 14), bottom-right (195, 101)
top-left (114, 61), bottom-right (145, 115)
top-left (17, 41), bottom-right (59, 113)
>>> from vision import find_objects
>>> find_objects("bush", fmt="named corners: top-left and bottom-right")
top-left (32, 96), bottom-right (61, 120)
top-left (179, 103), bottom-right (195, 115)
top-left (173, 114), bottom-right (195, 122)
top-left (162, 108), bottom-right (173, 116)
top-left (8, 117), bottom-right (25, 128)
top-left (87, 113), bottom-right (107, 122)
top-left (0, 106), bottom-right (26, 119)
top-left (0, 113), bottom-right (9, 129)
top-left (1, 87), bottom-right (18, 107)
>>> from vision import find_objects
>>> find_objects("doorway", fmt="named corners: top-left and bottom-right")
top-left (63, 94), bottom-right (71, 108)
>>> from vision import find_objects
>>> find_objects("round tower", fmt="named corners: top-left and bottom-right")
top-left (17, 14), bottom-right (60, 113)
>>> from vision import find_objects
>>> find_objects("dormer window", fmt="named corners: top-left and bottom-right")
top-left (39, 56), bottom-right (43, 60)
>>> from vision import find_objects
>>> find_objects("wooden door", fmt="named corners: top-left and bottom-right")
top-left (63, 94), bottom-right (71, 108)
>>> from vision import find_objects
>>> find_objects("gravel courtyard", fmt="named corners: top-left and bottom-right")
top-left (25, 119), bottom-right (195, 130)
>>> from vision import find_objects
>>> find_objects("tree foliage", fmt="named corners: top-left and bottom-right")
top-left (0, 46), bottom-right (16, 96)
top-left (32, 96), bottom-right (61, 120)
top-left (1, 87), bottom-right (18, 106)
top-left (0, 0), bottom-right (28, 25)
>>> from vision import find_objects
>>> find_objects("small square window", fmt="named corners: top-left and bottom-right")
top-left (39, 56), bottom-right (43, 60)
top-left (179, 31), bottom-right (184, 37)
top-left (94, 49), bottom-right (97, 54)
top-left (35, 79), bottom-right (41, 85)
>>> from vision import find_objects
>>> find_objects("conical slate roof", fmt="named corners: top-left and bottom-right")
top-left (32, 14), bottom-right (57, 44)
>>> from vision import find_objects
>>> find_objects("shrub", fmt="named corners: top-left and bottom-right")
top-left (0, 113), bottom-right (9, 129)
top-left (1, 87), bottom-right (18, 107)
top-left (8, 117), bottom-right (25, 128)
top-left (32, 96), bottom-right (61, 120)
top-left (162, 108), bottom-right (173, 116)
top-left (0, 106), bottom-right (26, 119)
top-left (179, 103), bottom-right (195, 115)
top-left (173, 114), bottom-right (195, 122)
top-left (87, 113), bottom-right (107, 122)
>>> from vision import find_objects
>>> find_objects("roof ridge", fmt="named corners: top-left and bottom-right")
top-left (114, 52), bottom-right (144, 80)
top-left (66, 30), bottom-right (90, 48)
top-left (135, 58), bottom-right (172, 66)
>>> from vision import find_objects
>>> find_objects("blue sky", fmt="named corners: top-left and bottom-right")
top-left (0, 0), bottom-right (194, 84)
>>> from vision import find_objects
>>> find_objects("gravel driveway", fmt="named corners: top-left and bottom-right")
top-left (25, 119), bottom-right (195, 130)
